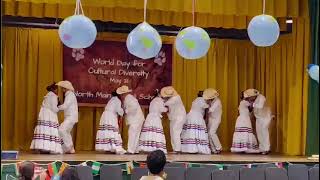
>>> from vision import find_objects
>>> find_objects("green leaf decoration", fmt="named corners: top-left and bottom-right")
top-left (183, 39), bottom-right (196, 49)
top-left (140, 37), bottom-right (154, 48)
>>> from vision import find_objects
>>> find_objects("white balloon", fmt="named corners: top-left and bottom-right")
top-left (126, 22), bottom-right (162, 59)
top-left (59, 15), bottom-right (97, 48)
top-left (308, 64), bottom-right (319, 83)
top-left (175, 26), bottom-right (211, 60)
top-left (248, 14), bottom-right (280, 47)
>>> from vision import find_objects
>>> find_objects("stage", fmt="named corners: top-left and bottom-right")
top-left (2, 151), bottom-right (318, 164)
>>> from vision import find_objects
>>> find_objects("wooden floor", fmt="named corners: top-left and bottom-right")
top-left (2, 151), bottom-right (318, 163)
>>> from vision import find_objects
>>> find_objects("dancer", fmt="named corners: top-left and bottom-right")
top-left (203, 88), bottom-right (223, 154)
top-left (138, 90), bottom-right (168, 154)
top-left (161, 86), bottom-right (186, 153)
top-left (243, 89), bottom-right (273, 154)
top-left (181, 91), bottom-right (211, 154)
top-left (56, 80), bottom-right (78, 154)
top-left (95, 91), bottom-right (126, 154)
top-left (231, 91), bottom-right (259, 153)
top-left (30, 83), bottom-right (63, 154)
top-left (117, 85), bottom-right (145, 154)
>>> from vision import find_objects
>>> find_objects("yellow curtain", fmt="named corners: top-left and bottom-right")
top-left (2, 18), bottom-right (309, 155)
top-left (2, 1), bottom-right (300, 29)
top-left (2, 0), bottom-right (308, 17)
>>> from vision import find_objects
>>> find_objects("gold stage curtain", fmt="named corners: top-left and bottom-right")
top-left (2, 0), bottom-right (305, 29)
top-left (2, 18), bottom-right (309, 155)
top-left (2, 0), bottom-right (308, 17)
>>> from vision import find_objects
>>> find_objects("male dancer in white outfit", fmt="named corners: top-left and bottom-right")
top-left (161, 86), bottom-right (186, 153)
top-left (203, 88), bottom-right (223, 154)
top-left (243, 89), bottom-right (273, 154)
top-left (117, 85), bottom-right (145, 154)
top-left (56, 81), bottom-right (78, 154)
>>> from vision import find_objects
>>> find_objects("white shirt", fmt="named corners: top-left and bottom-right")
top-left (165, 95), bottom-right (186, 121)
top-left (189, 97), bottom-right (209, 115)
top-left (208, 97), bottom-right (222, 118)
top-left (124, 94), bottom-right (145, 125)
top-left (149, 97), bottom-right (167, 116)
top-left (253, 94), bottom-right (272, 119)
top-left (58, 90), bottom-right (78, 122)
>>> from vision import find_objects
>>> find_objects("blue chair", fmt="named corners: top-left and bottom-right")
top-left (164, 167), bottom-right (186, 180)
top-left (212, 170), bottom-right (237, 180)
top-left (186, 167), bottom-right (211, 180)
top-left (288, 164), bottom-right (308, 180)
top-left (309, 167), bottom-right (319, 180)
top-left (226, 165), bottom-right (242, 180)
top-left (131, 168), bottom-right (148, 180)
top-left (265, 168), bottom-right (288, 180)
top-left (240, 168), bottom-right (265, 180)
top-left (76, 166), bottom-right (93, 180)
top-left (100, 165), bottom-right (123, 180)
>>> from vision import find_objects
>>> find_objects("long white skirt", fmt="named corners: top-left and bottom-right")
top-left (138, 113), bottom-right (167, 154)
top-left (231, 115), bottom-right (260, 153)
top-left (95, 111), bottom-right (126, 154)
top-left (181, 112), bottom-right (211, 154)
top-left (30, 108), bottom-right (63, 154)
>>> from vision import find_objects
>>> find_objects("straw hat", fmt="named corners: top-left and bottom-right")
top-left (56, 81), bottom-right (75, 91)
top-left (116, 85), bottom-right (132, 95)
top-left (203, 88), bottom-right (219, 100)
top-left (160, 86), bottom-right (178, 98)
top-left (243, 88), bottom-right (260, 98)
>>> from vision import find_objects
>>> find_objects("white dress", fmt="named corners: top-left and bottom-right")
top-left (30, 92), bottom-right (63, 154)
top-left (231, 100), bottom-right (259, 153)
top-left (181, 97), bottom-right (211, 154)
top-left (138, 97), bottom-right (168, 154)
top-left (95, 97), bottom-right (126, 154)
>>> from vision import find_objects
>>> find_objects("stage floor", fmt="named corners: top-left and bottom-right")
top-left (2, 151), bottom-right (318, 163)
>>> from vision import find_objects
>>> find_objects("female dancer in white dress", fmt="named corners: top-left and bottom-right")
top-left (181, 91), bottom-right (211, 154)
top-left (30, 83), bottom-right (63, 154)
top-left (231, 92), bottom-right (259, 153)
top-left (138, 90), bottom-right (168, 154)
top-left (95, 91), bottom-right (126, 154)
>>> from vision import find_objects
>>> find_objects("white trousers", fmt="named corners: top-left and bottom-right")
top-left (208, 118), bottom-right (222, 152)
top-left (170, 120), bottom-right (185, 152)
top-left (59, 119), bottom-right (76, 153)
top-left (127, 121), bottom-right (144, 154)
top-left (256, 116), bottom-right (272, 152)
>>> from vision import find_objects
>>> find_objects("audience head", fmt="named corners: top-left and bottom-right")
top-left (146, 150), bottom-right (166, 175)
top-left (61, 167), bottom-right (80, 180)
top-left (19, 161), bottom-right (35, 180)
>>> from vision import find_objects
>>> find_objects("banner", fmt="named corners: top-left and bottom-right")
top-left (63, 40), bottom-right (173, 107)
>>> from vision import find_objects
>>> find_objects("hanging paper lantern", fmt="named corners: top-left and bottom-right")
top-left (175, 26), bottom-right (211, 60)
top-left (126, 22), bottom-right (162, 59)
top-left (247, 14), bottom-right (280, 47)
top-left (308, 64), bottom-right (319, 83)
top-left (59, 15), bottom-right (97, 48)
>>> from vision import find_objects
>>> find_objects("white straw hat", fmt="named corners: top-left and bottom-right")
top-left (56, 81), bottom-right (75, 91)
top-left (203, 88), bottom-right (219, 100)
top-left (243, 89), bottom-right (260, 98)
top-left (116, 85), bottom-right (132, 95)
top-left (160, 86), bottom-right (178, 98)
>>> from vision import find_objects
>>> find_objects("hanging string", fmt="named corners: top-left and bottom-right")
top-left (262, 0), bottom-right (266, 14)
top-left (144, 0), bottom-right (148, 22)
top-left (192, 0), bottom-right (195, 26)
top-left (74, 0), bottom-right (84, 15)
